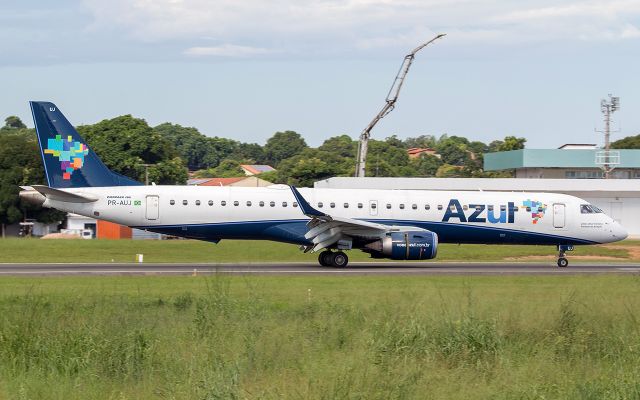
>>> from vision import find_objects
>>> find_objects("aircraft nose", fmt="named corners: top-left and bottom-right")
top-left (612, 221), bottom-right (628, 241)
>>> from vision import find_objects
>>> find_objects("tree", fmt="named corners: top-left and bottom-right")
top-left (0, 130), bottom-right (64, 232)
top-left (276, 153), bottom-right (341, 187)
top-left (489, 136), bottom-right (527, 152)
top-left (435, 164), bottom-right (464, 177)
top-left (154, 123), bottom-right (216, 170)
top-left (264, 131), bottom-right (308, 166)
top-left (204, 159), bottom-right (246, 178)
top-left (612, 134), bottom-right (640, 149)
top-left (436, 138), bottom-right (469, 166)
top-left (403, 134), bottom-right (437, 149)
top-left (318, 135), bottom-right (357, 158)
top-left (3, 116), bottom-right (26, 130)
top-left (78, 115), bottom-right (187, 184)
top-left (409, 154), bottom-right (442, 176)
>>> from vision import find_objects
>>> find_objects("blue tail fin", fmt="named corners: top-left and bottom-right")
top-left (30, 101), bottom-right (142, 188)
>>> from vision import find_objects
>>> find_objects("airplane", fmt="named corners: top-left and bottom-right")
top-left (20, 101), bottom-right (628, 268)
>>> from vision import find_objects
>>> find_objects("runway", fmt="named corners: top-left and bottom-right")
top-left (0, 262), bottom-right (639, 275)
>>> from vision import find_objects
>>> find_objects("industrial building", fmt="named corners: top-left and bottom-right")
top-left (314, 177), bottom-right (640, 237)
top-left (484, 146), bottom-right (640, 179)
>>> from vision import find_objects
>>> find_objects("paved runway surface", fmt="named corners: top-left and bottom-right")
top-left (0, 262), bottom-right (639, 275)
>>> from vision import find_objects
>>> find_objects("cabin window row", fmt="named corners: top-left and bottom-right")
top-left (167, 200), bottom-right (542, 213)
top-left (169, 199), bottom-right (299, 208)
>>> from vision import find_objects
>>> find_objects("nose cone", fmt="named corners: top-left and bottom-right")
top-left (611, 221), bottom-right (628, 242)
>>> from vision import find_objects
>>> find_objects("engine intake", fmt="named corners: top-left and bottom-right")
top-left (366, 231), bottom-right (438, 260)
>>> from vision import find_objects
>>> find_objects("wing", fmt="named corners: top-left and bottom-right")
top-left (290, 186), bottom-right (427, 252)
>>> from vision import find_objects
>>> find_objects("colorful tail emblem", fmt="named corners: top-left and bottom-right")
top-left (44, 134), bottom-right (89, 180)
top-left (522, 199), bottom-right (547, 224)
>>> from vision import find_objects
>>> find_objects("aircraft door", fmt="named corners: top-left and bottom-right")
top-left (146, 195), bottom-right (159, 220)
top-left (369, 200), bottom-right (378, 216)
top-left (553, 203), bottom-right (565, 228)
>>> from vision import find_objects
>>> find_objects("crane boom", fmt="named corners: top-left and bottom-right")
top-left (354, 33), bottom-right (446, 177)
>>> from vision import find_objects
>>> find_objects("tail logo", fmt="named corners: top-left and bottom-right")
top-left (522, 199), bottom-right (547, 224)
top-left (44, 134), bottom-right (89, 180)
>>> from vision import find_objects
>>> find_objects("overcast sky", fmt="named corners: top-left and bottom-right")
top-left (1, 0), bottom-right (638, 147)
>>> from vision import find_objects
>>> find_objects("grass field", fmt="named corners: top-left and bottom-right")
top-left (0, 274), bottom-right (640, 399)
top-left (0, 238), bottom-right (638, 263)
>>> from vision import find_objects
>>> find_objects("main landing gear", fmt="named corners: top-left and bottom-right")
top-left (318, 251), bottom-right (349, 268)
top-left (557, 245), bottom-right (574, 268)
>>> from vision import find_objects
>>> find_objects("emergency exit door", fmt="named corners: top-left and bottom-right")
top-left (146, 195), bottom-right (159, 220)
top-left (553, 203), bottom-right (565, 228)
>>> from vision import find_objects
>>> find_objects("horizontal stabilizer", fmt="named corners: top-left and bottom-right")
top-left (31, 185), bottom-right (98, 203)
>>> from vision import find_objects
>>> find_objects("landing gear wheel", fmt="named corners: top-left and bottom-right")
top-left (318, 251), bottom-right (332, 267)
top-left (332, 251), bottom-right (349, 268)
top-left (557, 257), bottom-right (569, 268)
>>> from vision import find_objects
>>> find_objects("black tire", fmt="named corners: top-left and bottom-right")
top-left (557, 257), bottom-right (569, 268)
top-left (332, 251), bottom-right (349, 268)
top-left (318, 251), bottom-right (332, 267)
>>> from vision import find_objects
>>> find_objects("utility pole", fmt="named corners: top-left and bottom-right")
top-left (596, 94), bottom-right (620, 179)
top-left (354, 34), bottom-right (446, 177)
top-left (138, 163), bottom-right (154, 185)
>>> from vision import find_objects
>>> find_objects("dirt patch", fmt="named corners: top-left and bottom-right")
top-left (601, 245), bottom-right (640, 261)
top-left (41, 233), bottom-right (82, 239)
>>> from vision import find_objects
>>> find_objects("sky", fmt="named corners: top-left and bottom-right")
top-left (0, 0), bottom-right (639, 148)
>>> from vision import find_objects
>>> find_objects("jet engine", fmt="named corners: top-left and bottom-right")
top-left (365, 231), bottom-right (438, 260)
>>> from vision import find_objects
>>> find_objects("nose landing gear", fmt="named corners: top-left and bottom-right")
top-left (318, 250), bottom-right (349, 267)
top-left (557, 245), bottom-right (574, 268)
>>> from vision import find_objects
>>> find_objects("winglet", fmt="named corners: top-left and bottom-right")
top-left (289, 186), bottom-right (327, 218)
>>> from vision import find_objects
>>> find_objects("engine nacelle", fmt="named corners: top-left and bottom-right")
top-left (365, 231), bottom-right (438, 260)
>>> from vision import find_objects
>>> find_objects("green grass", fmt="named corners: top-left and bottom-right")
top-left (0, 238), bottom-right (637, 263)
top-left (1, 274), bottom-right (640, 399)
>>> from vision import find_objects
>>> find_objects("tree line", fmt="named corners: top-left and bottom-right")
top-left (3, 111), bottom-right (637, 227)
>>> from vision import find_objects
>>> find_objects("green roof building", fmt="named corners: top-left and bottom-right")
top-left (484, 144), bottom-right (640, 179)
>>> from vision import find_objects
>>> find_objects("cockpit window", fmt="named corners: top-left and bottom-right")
top-left (581, 204), bottom-right (603, 214)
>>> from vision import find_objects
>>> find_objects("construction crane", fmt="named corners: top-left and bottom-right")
top-left (354, 33), bottom-right (446, 177)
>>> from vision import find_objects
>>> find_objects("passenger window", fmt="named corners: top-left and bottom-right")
top-left (371, 203), bottom-right (377, 209)
top-left (475, 205), bottom-right (482, 211)
top-left (196, 200), bottom-right (201, 206)
top-left (488, 205), bottom-right (494, 211)
top-left (233, 201), bottom-right (239, 206)
top-left (513, 206), bottom-right (519, 212)
top-left (259, 201), bottom-right (265, 207)
top-left (358, 203), bottom-right (363, 209)
top-left (246, 201), bottom-right (252, 206)
top-left (449, 205), bottom-right (456, 211)
top-left (221, 201), bottom-right (226, 206)
top-left (463, 205), bottom-right (468, 211)
top-left (293, 202), bottom-right (298, 207)
top-left (270, 201), bottom-right (275, 207)
top-left (425, 204), bottom-right (430, 210)
top-left (399, 204), bottom-right (405, 210)
top-left (386, 204), bottom-right (392, 209)
top-left (170, 200), bottom-right (175, 205)
top-left (330, 202), bottom-right (335, 208)
top-left (183, 200), bottom-right (188, 206)
top-left (208, 200), bottom-right (213, 206)
top-left (526, 206), bottom-right (531, 212)
top-left (282, 202), bottom-right (288, 207)
top-left (344, 203), bottom-right (349, 208)
top-left (318, 202), bottom-right (323, 208)
top-left (500, 205), bottom-right (506, 211)
top-left (412, 204), bottom-right (417, 210)
top-left (438, 205), bottom-right (443, 210)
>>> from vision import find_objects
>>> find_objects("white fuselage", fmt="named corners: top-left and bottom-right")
top-left (42, 185), bottom-right (627, 246)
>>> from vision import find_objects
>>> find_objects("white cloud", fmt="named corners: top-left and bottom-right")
top-left (79, 0), bottom-right (640, 58)
top-left (184, 44), bottom-right (272, 57)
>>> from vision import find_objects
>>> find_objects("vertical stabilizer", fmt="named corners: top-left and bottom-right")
top-left (29, 101), bottom-right (142, 188)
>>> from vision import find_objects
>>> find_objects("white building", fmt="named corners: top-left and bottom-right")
top-left (314, 177), bottom-right (640, 238)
